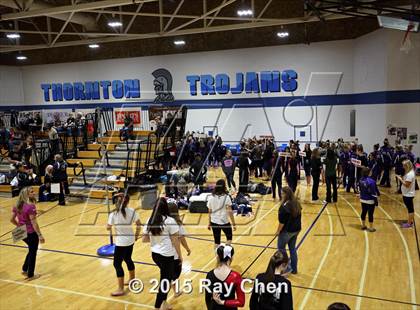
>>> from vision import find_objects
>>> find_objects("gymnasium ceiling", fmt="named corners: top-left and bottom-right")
top-left (0, 0), bottom-right (419, 66)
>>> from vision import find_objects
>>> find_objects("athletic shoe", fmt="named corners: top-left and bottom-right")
top-left (367, 228), bottom-right (376, 232)
top-left (361, 226), bottom-right (367, 230)
top-left (401, 223), bottom-right (413, 228)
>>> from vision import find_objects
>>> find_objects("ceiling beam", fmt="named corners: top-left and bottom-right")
top-left (0, 0), bottom-right (158, 21)
top-left (124, 3), bottom-right (144, 34)
top-left (0, 14), bottom-right (351, 53)
top-left (163, 0), bottom-right (185, 32)
top-left (203, 0), bottom-right (207, 27)
top-left (167, 0), bottom-right (238, 34)
top-left (86, 9), bottom-right (282, 22)
top-left (51, 12), bottom-right (75, 46)
top-left (1, 0), bottom-right (98, 30)
top-left (30, 19), bottom-right (49, 44)
top-left (257, 0), bottom-right (274, 20)
top-left (207, 0), bottom-right (229, 27)
top-left (159, 0), bottom-right (163, 33)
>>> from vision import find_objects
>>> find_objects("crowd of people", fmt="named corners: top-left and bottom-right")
top-left (0, 112), bottom-right (91, 204)
top-left (7, 123), bottom-right (418, 309)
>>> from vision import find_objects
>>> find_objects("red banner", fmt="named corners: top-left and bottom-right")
top-left (115, 111), bottom-right (141, 125)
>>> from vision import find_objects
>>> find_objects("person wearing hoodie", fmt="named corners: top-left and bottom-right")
top-left (359, 167), bottom-right (380, 232)
top-left (189, 153), bottom-right (207, 190)
top-left (221, 150), bottom-right (237, 191)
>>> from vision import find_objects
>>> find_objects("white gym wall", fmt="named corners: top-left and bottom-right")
top-left (0, 28), bottom-right (419, 153)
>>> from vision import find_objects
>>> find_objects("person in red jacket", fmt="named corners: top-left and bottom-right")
top-left (205, 245), bottom-right (245, 309)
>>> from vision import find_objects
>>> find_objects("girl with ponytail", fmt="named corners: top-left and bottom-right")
top-left (250, 250), bottom-right (293, 310)
top-left (142, 198), bottom-right (182, 310)
top-left (107, 192), bottom-right (141, 296)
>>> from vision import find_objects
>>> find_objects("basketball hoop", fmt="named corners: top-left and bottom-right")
top-left (400, 23), bottom-right (414, 53)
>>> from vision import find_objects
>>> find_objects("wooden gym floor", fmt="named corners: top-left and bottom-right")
top-left (0, 168), bottom-right (419, 310)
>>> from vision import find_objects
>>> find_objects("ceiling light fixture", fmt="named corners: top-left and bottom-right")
top-left (108, 21), bottom-right (123, 28)
top-left (16, 55), bottom-right (27, 60)
top-left (89, 44), bottom-right (100, 49)
top-left (277, 31), bottom-right (289, 38)
top-left (237, 9), bottom-right (253, 16)
top-left (7, 33), bottom-right (20, 39)
top-left (174, 40), bottom-right (186, 46)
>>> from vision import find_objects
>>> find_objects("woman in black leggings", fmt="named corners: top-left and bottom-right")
top-left (107, 193), bottom-right (141, 296)
top-left (207, 179), bottom-right (236, 249)
top-left (359, 168), bottom-right (380, 232)
top-left (10, 187), bottom-right (45, 280)
top-left (311, 148), bottom-right (323, 201)
top-left (143, 198), bottom-right (182, 310)
top-left (271, 151), bottom-right (284, 199)
top-left (286, 151), bottom-right (300, 193)
top-left (396, 160), bottom-right (416, 228)
top-left (237, 152), bottom-right (250, 193)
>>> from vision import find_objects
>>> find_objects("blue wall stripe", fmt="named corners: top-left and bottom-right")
top-left (1, 89), bottom-right (419, 111)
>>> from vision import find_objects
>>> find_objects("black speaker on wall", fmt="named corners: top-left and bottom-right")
top-left (350, 109), bottom-right (356, 137)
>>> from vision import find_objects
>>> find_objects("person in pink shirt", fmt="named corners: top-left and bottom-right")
top-left (10, 187), bottom-right (45, 280)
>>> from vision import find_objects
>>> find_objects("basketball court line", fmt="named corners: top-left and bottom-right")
top-left (298, 206), bottom-right (334, 310)
top-left (279, 208), bottom-right (392, 222)
top-left (377, 204), bottom-right (417, 310)
top-left (0, 204), bottom-right (104, 243)
top-left (296, 202), bottom-right (328, 249)
top-left (380, 191), bottom-right (420, 219)
top-left (185, 235), bottom-right (278, 250)
top-left (240, 234), bottom-right (277, 276)
top-left (0, 278), bottom-right (155, 309)
top-left (0, 202), bottom-right (60, 240)
top-left (0, 243), bottom-right (208, 275)
top-left (314, 202), bottom-right (346, 237)
top-left (1, 242), bottom-right (418, 307)
top-left (0, 196), bottom-right (18, 206)
top-left (374, 190), bottom-right (420, 260)
top-left (341, 195), bottom-right (369, 310)
top-left (291, 284), bottom-right (420, 307)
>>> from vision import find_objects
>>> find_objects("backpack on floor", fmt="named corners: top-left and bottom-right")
top-left (256, 182), bottom-right (272, 195)
top-left (189, 193), bottom-right (211, 213)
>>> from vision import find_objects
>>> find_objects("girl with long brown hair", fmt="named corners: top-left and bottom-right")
top-left (276, 187), bottom-right (302, 274)
top-left (250, 250), bottom-right (293, 309)
top-left (142, 198), bottom-right (182, 310)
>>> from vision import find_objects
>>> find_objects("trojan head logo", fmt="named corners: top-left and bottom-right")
top-left (152, 68), bottom-right (175, 103)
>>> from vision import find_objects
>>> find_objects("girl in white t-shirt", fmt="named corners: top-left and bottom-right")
top-left (168, 200), bottom-right (191, 297)
top-left (142, 198), bottom-right (182, 310)
top-left (207, 179), bottom-right (236, 249)
top-left (396, 160), bottom-right (416, 228)
top-left (107, 193), bottom-right (141, 296)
